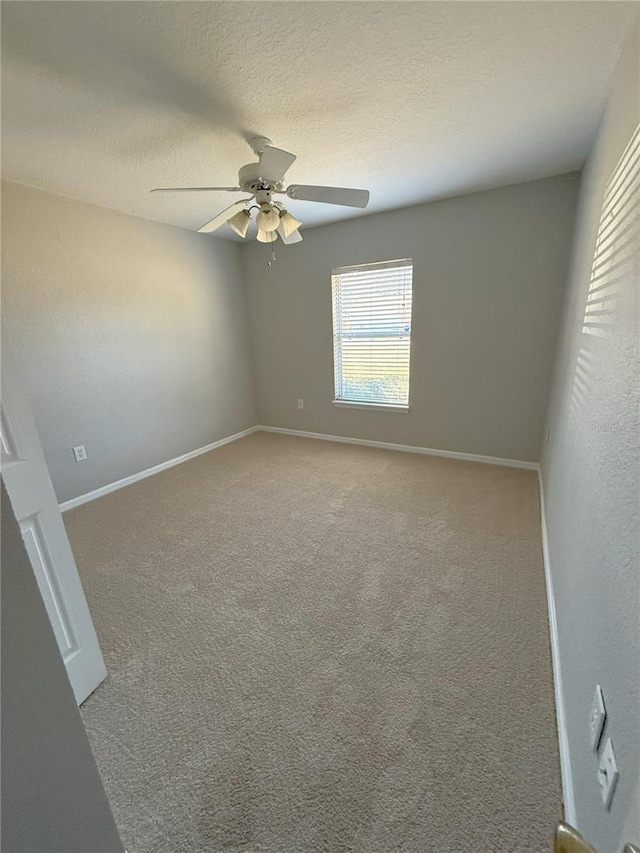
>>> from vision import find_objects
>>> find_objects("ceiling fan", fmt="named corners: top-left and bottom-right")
top-left (151, 136), bottom-right (370, 245)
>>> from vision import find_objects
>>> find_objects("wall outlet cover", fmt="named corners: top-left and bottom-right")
top-left (590, 685), bottom-right (606, 751)
top-left (72, 445), bottom-right (88, 462)
top-left (598, 738), bottom-right (619, 810)
top-left (297, 399), bottom-right (304, 409)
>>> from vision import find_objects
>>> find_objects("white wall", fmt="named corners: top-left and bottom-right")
top-left (1, 181), bottom-right (257, 503)
top-left (243, 174), bottom-right (579, 463)
top-left (541, 20), bottom-right (639, 853)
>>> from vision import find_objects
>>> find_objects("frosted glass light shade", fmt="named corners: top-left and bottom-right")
top-left (279, 210), bottom-right (302, 238)
top-left (256, 205), bottom-right (280, 232)
top-left (257, 228), bottom-right (278, 243)
top-left (227, 209), bottom-right (251, 238)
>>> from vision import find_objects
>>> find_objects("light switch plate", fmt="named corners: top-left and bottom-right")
top-left (598, 738), bottom-right (619, 809)
top-left (72, 444), bottom-right (87, 462)
top-left (590, 685), bottom-right (606, 751)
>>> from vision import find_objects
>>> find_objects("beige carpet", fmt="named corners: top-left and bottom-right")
top-left (67, 432), bottom-right (561, 853)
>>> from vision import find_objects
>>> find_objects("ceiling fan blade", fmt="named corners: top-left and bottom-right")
top-left (198, 199), bottom-right (252, 234)
top-left (151, 186), bottom-right (240, 193)
top-left (286, 185), bottom-right (370, 208)
top-left (259, 145), bottom-right (297, 181)
top-left (277, 224), bottom-right (303, 245)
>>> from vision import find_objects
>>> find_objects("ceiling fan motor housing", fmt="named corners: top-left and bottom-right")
top-left (238, 162), bottom-right (284, 197)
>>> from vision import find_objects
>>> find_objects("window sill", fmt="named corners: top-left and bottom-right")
top-left (332, 400), bottom-right (410, 413)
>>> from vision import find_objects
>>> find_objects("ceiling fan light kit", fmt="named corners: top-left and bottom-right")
top-left (256, 228), bottom-right (278, 244)
top-left (279, 210), bottom-right (302, 238)
top-left (227, 208), bottom-right (251, 238)
top-left (151, 136), bottom-right (370, 251)
top-left (256, 204), bottom-right (280, 232)
top-left (277, 224), bottom-right (303, 245)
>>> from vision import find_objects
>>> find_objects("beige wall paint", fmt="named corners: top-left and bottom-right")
top-left (243, 174), bottom-right (579, 462)
top-left (541, 20), bottom-right (639, 853)
top-left (1, 181), bottom-right (257, 503)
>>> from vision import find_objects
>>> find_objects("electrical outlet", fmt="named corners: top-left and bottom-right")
top-left (297, 399), bottom-right (304, 409)
top-left (598, 738), bottom-right (619, 809)
top-left (72, 445), bottom-right (88, 462)
top-left (590, 685), bottom-right (606, 751)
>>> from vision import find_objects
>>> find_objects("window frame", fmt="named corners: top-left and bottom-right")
top-left (331, 258), bottom-right (413, 412)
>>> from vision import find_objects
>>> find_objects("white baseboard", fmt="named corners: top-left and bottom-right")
top-left (537, 467), bottom-right (576, 826)
top-left (58, 426), bottom-right (260, 512)
top-left (258, 425), bottom-right (539, 470)
top-left (59, 425), bottom-right (537, 513)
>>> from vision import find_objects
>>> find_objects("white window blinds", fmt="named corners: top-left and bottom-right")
top-left (332, 259), bottom-right (413, 408)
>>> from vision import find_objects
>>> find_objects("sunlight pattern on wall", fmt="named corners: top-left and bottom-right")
top-left (582, 125), bottom-right (640, 339)
top-left (567, 124), bottom-right (640, 441)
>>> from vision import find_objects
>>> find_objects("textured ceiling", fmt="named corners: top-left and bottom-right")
top-left (1, 1), bottom-right (637, 240)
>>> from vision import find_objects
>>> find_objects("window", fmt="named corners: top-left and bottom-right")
top-left (331, 259), bottom-right (413, 410)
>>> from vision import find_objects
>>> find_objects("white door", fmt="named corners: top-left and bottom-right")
top-left (1, 332), bottom-right (106, 703)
